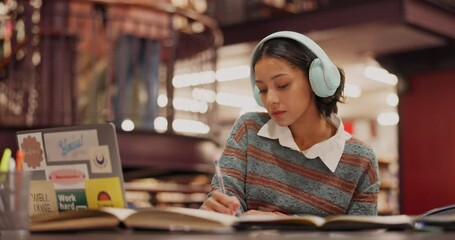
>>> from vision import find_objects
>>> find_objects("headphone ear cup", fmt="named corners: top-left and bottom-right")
top-left (253, 85), bottom-right (264, 107)
top-left (309, 58), bottom-right (328, 97)
top-left (309, 58), bottom-right (340, 97)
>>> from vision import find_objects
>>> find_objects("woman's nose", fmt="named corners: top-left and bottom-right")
top-left (266, 90), bottom-right (279, 105)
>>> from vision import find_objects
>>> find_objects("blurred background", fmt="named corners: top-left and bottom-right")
top-left (0, 0), bottom-right (454, 215)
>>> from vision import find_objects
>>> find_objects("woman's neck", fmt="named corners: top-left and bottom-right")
top-left (289, 109), bottom-right (336, 151)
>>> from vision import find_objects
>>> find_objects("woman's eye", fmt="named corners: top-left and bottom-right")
top-left (278, 84), bottom-right (289, 89)
top-left (258, 89), bottom-right (267, 94)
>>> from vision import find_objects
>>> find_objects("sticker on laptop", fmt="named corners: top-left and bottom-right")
top-left (56, 190), bottom-right (88, 211)
top-left (89, 145), bottom-right (113, 174)
top-left (85, 177), bottom-right (125, 209)
top-left (29, 180), bottom-right (59, 216)
top-left (17, 132), bottom-right (47, 171)
top-left (43, 129), bottom-right (99, 162)
top-left (45, 164), bottom-right (89, 190)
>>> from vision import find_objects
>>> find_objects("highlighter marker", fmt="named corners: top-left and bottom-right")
top-left (15, 150), bottom-right (24, 172)
top-left (0, 148), bottom-right (12, 172)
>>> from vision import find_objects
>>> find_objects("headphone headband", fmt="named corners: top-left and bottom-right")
top-left (250, 31), bottom-right (340, 107)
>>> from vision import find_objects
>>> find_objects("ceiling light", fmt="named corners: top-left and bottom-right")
top-left (215, 65), bottom-right (250, 82)
top-left (192, 88), bottom-right (216, 103)
top-left (172, 70), bottom-right (215, 88)
top-left (154, 117), bottom-right (168, 133)
top-left (364, 66), bottom-right (398, 85)
top-left (172, 119), bottom-right (210, 134)
top-left (216, 92), bottom-right (257, 108)
top-left (157, 94), bottom-right (168, 107)
top-left (386, 93), bottom-right (399, 107)
top-left (121, 119), bottom-right (135, 132)
top-left (173, 97), bottom-right (208, 113)
top-left (344, 83), bottom-right (362, 98)
top-left (377, 112), bottom-right (399, 126)
top-left (191, 22), bottom-right (205, 33)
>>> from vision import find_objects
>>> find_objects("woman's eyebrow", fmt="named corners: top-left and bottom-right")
top-left (256, 73), bottom-right (289, 84)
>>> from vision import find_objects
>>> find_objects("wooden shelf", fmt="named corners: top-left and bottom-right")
top-left (125, 182), bottom-right (211, 194)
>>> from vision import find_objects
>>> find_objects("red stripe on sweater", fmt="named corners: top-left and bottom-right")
top-left (248, 145), bottom-right (356, 194)
top-left (223, 147), bottom-right (247, 162)
top-left (222, 167), bottom-right (245, 182)
top-left (352, 192), bottom-right (378, 203)
top-left (234, 119), bottom-right (261, 143)
top-left (340, 155), bottom-right (378, 184)
top-left (247, 173), bottom-right (345, 215)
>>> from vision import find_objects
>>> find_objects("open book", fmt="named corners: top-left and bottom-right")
top-left (31, 207), bottom-right (415, 232)
top-left (234, 214), bottom-right (415, 231)
top-left (31, 207), bottom-right (237, 232)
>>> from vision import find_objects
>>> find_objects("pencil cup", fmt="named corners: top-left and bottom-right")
top-left (0, 171), bottom-right (32, 237)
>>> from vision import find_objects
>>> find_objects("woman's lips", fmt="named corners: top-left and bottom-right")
top-left (271, 111), bottom-right (285, 118)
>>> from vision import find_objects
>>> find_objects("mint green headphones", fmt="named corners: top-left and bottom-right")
top-left (250, 31), bottom-right (341, 107)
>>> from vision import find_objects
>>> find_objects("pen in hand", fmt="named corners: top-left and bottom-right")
top-left (214, 160), bottom-right (226, 194)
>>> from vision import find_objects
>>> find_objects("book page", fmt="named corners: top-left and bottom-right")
top-left (101, 207), bottom-right (137, 221)
top-left (322, 215), bottom-right (414, 230)
top-left (30, 209), bottom-right (121, 232)
top-left (325, 215), bottom-right (413, 224)
top-left (122, 207), bottom-right (238, 232)
top-left (235, 215), bottom-right (326, 230)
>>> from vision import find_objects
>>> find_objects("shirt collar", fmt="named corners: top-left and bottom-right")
top-left (257, 113), bottom-right (351, 172)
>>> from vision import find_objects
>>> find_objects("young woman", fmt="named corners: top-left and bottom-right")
top-left (201, 31), bottom-right (379, 217)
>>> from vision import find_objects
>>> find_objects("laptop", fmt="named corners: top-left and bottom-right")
top-left (16, 123), bottom-right (127, 216)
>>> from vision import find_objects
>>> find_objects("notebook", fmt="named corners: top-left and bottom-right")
top-left (16, 123), bottom-right (127, 216)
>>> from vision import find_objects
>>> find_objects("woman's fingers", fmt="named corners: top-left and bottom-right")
top-left (202, 191), bottom-right (240, 215)
top-left (242, 210), bottom-right (286, 216)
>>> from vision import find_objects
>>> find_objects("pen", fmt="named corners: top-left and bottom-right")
top-left (214, 160), bottom-right (226, 194)
top-left (0, 148), bottom-right (12, 172)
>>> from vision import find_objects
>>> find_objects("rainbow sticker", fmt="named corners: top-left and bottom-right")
top-left (85, 177), bottom-right (125, 209)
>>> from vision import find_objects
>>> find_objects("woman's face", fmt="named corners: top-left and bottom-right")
top-left (254, 56), bottom-right (315, 126)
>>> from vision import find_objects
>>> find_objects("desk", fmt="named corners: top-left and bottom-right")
top-left (10, 231), bottom-right (455, 240)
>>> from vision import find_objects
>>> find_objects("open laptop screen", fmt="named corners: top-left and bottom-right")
top-left (16, 123), bottom-right (127, 216)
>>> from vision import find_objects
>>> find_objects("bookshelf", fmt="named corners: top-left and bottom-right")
top-left (378, 158), bottom-right (400, 215)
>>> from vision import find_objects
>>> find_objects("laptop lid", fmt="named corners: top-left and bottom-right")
top-left (16, 123), bottom-right (127, 216)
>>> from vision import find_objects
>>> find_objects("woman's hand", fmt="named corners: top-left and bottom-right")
top-left (242, 210), bottom-right (287, 216)
top-left (201, 191), bottom-right (240, 216)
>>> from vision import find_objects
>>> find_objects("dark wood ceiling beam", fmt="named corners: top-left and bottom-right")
top-left (221, 0), bottom-right (404, 46)
top-left (404, 0), bottom-right (455, 40)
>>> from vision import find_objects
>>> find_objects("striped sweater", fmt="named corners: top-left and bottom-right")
top-left (204, 112), bottom-right (380, 216)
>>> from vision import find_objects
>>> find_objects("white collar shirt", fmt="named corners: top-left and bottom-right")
top-left (257, 113), bottom-right (352, 172)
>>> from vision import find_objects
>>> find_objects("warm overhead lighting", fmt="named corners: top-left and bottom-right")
top-left (154, 117), bottom-right (168, 133)
top-left (191, 22), bottom-right (205, 33)
top-left (344, 83), bottom-right (362, 98)
top-left (172, 119), bottom-right (210, 134)
top-left (121, 119), bottom-right (135, 132)
top-left (216, 92), bottom-right (257, 108)
top-left (386, 93), bottom-right (399, 107)
top-left (172, 70), bottom-right (215, 88)
top-left (377, 112), bottom-right (399, 126)
top-left (157, 94), bottom-right (168, 107)
top-left (192, 88), bottom-right (216, 103)
top-left (364, 66), bottom-right (398, 85)
top-left (171, 0), bottom-right (188, 8)
top-left (215, 65), bottom-right (250, 82)
top-left (173, 97), bottom-right (208, 113)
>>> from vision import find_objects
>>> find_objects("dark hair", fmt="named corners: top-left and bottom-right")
top-left (251, 38), bottom-right (345, 117)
